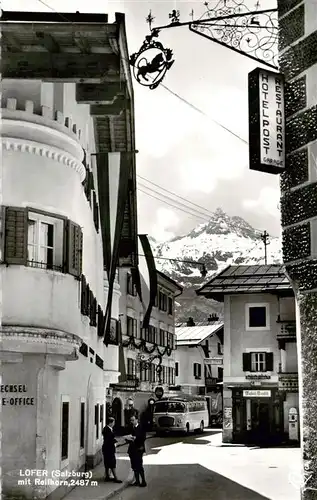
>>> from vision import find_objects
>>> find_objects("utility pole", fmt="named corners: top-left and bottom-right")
top-left (260, 230), bottom-right (270, 265)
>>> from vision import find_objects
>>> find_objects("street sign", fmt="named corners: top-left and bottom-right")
top-left (155, 386), bottom-right (164, 399)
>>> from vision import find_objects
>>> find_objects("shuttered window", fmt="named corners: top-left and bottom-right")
top-left (67, 220), bottom-right (83, 277)
top-left (175, 362), bottom-right (179, 377)
top-left (4, 207), bottom-right (83, 277)
top-left (194, 363), bottom-right (202, 379)
top-left (243, 352), bottom-right (274, 372)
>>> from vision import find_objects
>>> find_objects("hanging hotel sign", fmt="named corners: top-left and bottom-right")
top-left (243, 390), bottom-right (271, 397)
top-left (248, 67), bottom-right (285, 175)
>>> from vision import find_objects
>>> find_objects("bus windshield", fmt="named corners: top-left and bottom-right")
top-left (154, 401), bottom-right (185, 413)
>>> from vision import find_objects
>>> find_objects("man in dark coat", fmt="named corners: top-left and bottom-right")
top-left (102, 417), bottom-right (122, 483)
top-left (126, 414), bottom-right (147, 487)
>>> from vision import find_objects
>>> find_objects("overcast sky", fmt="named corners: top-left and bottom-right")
top-left (3, 0), bottom-right (281, 241)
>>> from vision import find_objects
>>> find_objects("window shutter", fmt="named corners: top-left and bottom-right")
top-left (175, 362), bottom-right (179, 377)
top-left (4, 207), bottom-right (28, 265)
top-left (89, 292), bottom-right (97, 327)
top-left (87, 171), bottom-right (94, 205)
top-left (243, 353), bottom-right (252, 371)
top-left (93, 191), bottom-right (99, 233)
top-left (81, 275), bottom-right (87, 315)
top-left (266, 352), bottom-right (274, 371)
top-left (67, 221), bottom-right (83, 277)
top-left (193, 363), bottom-right (197, 377)
top-left (198, 364), bottom-right (202, 378)
top-left (97, 305), bottom-right (104, 337)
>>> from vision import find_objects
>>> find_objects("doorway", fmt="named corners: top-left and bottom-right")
top-left (250, 400), bottom-right (271, 444)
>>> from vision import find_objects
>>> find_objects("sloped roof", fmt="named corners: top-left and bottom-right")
top-left (175, 321), bottom-right (223, 346)
top-left (196, 264), bottom-right (292, 302)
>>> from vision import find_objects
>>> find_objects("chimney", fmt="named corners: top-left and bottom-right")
top-left (208, 313), bottom-right (219, 322)
top-left (187, 317), bottom-right (195, 327)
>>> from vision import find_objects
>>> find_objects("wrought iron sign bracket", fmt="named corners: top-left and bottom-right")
top-left (129, 1), bottom-right (278, 89)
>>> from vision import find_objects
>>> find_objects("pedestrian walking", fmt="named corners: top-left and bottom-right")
top-left (126, 414), bottom-right (147, 487)
top-left (102, 417), bottom-right (122, 483)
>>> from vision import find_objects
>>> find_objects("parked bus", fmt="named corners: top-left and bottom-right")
top-left (153, 394), bottom-right (209, 435)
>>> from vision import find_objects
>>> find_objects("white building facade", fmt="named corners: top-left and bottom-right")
top-left (174, 320), bottom-right (224, 396)
top-left (0, 12), bottom-right (137, 500)
top-left (197, 265), bottom-right (299, 445)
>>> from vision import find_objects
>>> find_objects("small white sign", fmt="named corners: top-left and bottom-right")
top-left (243, 390), bottom-right (271, 397)
top-left (204, 357), bottom-right (223, 365)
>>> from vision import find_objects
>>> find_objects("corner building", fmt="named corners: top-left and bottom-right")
top-left (278, 0), bottom-right (317, 496)
top-left (197, 265), bottom-right (299, 445)
top-left (0, 11), bottom-right (137, 500)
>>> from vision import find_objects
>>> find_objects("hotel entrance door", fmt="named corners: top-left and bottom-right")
top-left (250, 400), bottom-right (271, 444)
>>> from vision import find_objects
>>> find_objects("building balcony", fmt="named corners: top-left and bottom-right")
top-left (277, 321), bottom-right (296, 341)
top-left (278, 372), bottom-right (299, 392)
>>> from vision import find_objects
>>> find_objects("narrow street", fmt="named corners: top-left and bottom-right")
top-left (110, 430), bottom-right (300, 500)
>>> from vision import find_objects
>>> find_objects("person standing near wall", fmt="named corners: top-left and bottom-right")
top-left (102, 417), bottom-right (122, 483)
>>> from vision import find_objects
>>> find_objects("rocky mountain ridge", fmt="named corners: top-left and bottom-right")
top-left (150, 208), bottom-right (282, 322)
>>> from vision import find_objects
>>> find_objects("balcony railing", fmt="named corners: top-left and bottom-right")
top-left (277, 321), bottom-right (296, 340)
top-left (278, 372), bottom-right (299, 392)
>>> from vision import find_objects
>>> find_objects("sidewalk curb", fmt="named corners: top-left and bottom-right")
top-left (103, 481), bottom-right (130, 500)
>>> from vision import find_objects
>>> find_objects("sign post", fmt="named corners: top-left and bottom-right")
top-left (248, 67), bottom-right (285, 175)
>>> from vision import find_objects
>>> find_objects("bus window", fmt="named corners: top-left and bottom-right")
top-left (154, 401), bottom-right (185, 413)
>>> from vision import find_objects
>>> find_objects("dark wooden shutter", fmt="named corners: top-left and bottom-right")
top-left (4, 207), bottom-right (28, 265)
top-left (243, 353), bottom-right (252, 371)
top-left (81, 275), bottom-right (87, 315)
top-left (97, 305), bottom-right (104, 337)
top-left (193, 363), bottom-right (197, 377)
top-left (86, 283), bottom-right (91, 317)
top-left (266, 352), bottom-right (274, 371)
top-left (175, 362), bottom-right (179, 377)
top-left (67, 221), bottom-right (83, 277)
top-left (87, 171), bottom-right (94, 205)
top-left (93, 191), bottom-right (99, 233)
top-left (89, 291), bottom-right (97, 327)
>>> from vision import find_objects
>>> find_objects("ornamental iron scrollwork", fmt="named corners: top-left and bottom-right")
top-left (129, 0), bottom-right (278, 89)
top-left (129, 26), bottom-right (174, 90)
top-left (136, 352), bottom-right (164, 384)
top-left (190, 0), bottom-right (278, 70)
